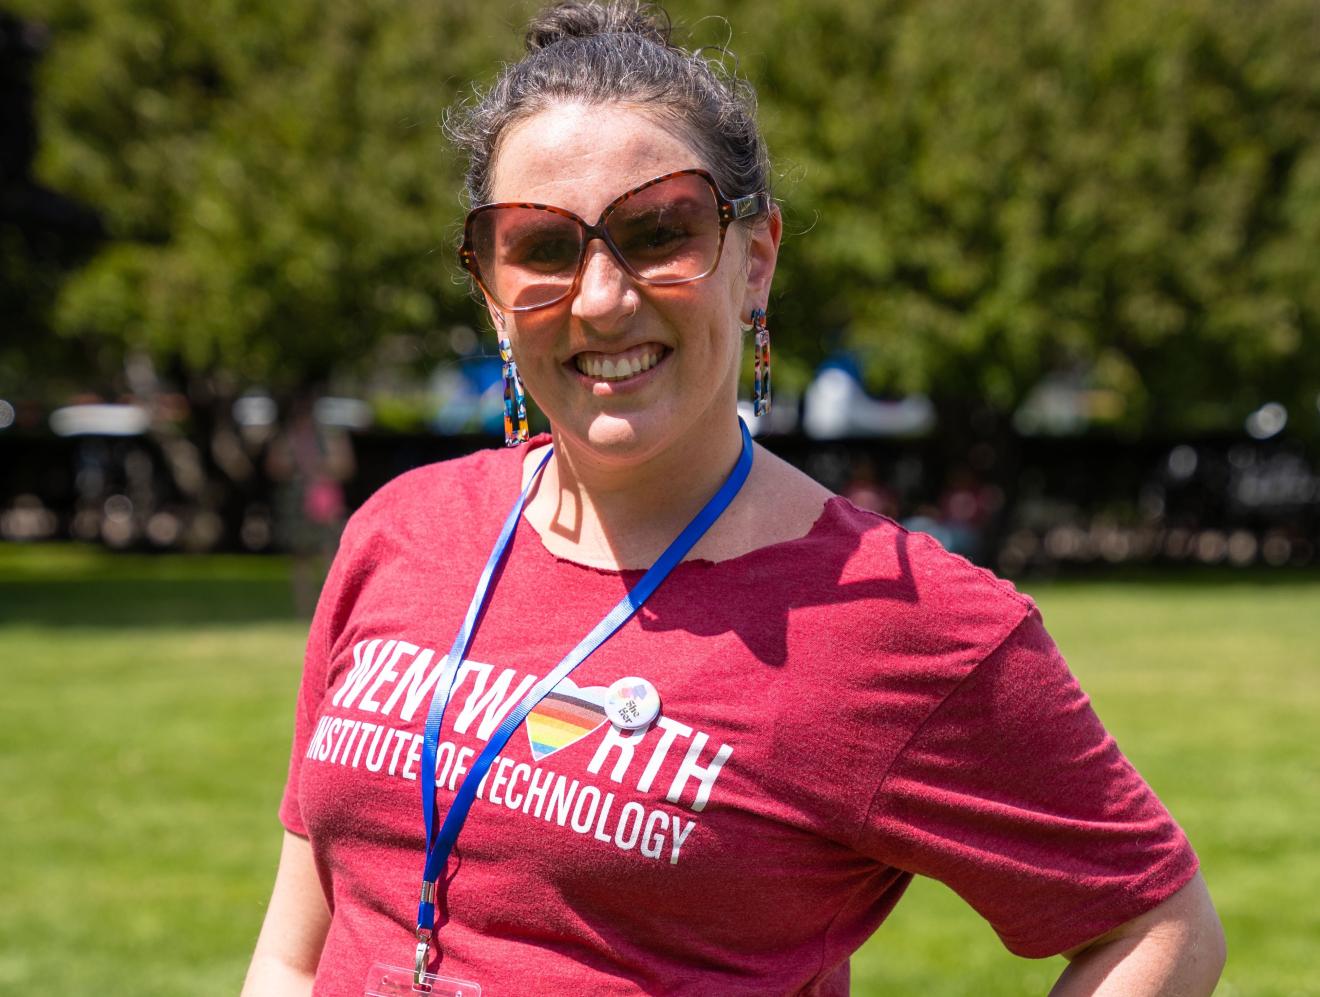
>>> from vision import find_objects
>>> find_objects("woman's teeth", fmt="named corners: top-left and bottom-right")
top-left (575, 349), bottom-right (662, 381)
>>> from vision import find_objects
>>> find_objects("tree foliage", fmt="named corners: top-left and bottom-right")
top-left (12, 0), bottom-right (1320, 436)
top-left (701, 0), bottom-right (1320, 435)
top-left (13, 0), bottom-right (508, 391)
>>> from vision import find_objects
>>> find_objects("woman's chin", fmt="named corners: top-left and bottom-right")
top-left (583, 413), bottom-right (656, 454)
top-left (551, 410), bottom-right (673, 465)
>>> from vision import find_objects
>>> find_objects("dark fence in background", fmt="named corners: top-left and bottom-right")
top-left (2, 428), bottom-right (1317, 575)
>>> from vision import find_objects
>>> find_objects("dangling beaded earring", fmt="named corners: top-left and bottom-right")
top-left (498, 334), bottom-right (529, 447)
top-left (751, 307), bottom-right (772, 417)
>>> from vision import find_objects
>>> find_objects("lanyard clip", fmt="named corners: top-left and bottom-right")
top-left (414, 928), bottom-right (433, 988)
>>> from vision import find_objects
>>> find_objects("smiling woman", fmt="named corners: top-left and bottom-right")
top-left (242, 3), bottom-right (1224, 996)
top-left (468, 101), bottom-right (782, 497)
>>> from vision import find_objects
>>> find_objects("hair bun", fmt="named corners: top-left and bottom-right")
top-left (524, 0), bottom-right (671, 53)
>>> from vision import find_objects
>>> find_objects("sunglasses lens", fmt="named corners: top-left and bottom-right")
top-left (605, 173), bottom-right (722, 283)
top-left (469, 206), bottom-right (583, 310)
top-left (465, 173), bottom-right (730, 310)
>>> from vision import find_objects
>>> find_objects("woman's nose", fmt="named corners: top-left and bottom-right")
top-left (571, 241), bottom-right (639, 330)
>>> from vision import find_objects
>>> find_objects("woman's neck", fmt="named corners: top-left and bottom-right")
top-left (522, 418), bottom-right (746, 570)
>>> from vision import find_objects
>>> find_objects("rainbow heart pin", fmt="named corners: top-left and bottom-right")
top-left (525, 676), bottom-right (609, 761)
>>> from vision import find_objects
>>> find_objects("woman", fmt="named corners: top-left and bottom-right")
top-left (244, 3), bottom-right (1225, 994)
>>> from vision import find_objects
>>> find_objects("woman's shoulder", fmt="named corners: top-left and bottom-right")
top-left (361, 441), bottom-right (526, 516)
top-left (340, 437), bottom-right (541, 550)
top-left (740, 446), bottom-right (1029, 619)
top-left (768, 490), bottom-right (1036, 659)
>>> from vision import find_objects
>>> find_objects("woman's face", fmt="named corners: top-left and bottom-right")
top-left (485, 102), bottom-right (780, 467)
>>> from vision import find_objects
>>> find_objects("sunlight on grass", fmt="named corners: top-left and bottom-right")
top-left (0, 545), bottom-right (304, 995)
top-left (2, 544), bottom-right (1316, 995)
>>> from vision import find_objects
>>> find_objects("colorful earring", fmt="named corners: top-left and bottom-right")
top-left (498, 336), bottom-right (529, 446)
top-left (751, 307), bottom-right (772, 417)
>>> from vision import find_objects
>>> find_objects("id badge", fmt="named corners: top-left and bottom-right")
top-left (363, 962), bottom-right (482, 997)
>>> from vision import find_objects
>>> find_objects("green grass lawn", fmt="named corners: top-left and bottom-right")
top-left (1, 544), bottom-right (1316, 995)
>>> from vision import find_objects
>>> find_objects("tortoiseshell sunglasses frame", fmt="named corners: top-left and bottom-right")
top-left (459, 168), bottom-right (768, 312)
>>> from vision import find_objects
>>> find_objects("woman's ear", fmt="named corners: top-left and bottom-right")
top-left (742, 203), bottom-right (782, 319)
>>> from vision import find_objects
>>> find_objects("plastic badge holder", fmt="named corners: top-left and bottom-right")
top-left (364, 962), bottom-right (482, 997)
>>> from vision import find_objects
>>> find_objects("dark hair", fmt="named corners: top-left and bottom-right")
top-left (445, 0), bottom-right (770, 208)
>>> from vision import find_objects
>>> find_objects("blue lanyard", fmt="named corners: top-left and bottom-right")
top-left (414, 420), bottom-right (754, 950)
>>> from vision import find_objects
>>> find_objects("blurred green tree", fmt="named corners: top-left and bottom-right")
top-left (704, 0), bottom-right (1320, 437)
top-left (12, 0), bottom-right (507, 397)
top-left (11, 0), bottom-right (1320, 439)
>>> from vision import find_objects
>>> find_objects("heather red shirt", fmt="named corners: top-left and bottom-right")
top-left (280, 440), bottom-right (1197, 996)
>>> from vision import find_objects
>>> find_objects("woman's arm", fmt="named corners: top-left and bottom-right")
top-left (242, 830), bottom-right (331, 997)
top-left (1051, 873), bottom-right (1226, 995)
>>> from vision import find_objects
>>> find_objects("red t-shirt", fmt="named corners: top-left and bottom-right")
top-left (280, 441), bottom-right (1197, 996)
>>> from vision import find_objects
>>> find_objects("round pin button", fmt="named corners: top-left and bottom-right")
top-left (605, 676), bottom-right (660, 731)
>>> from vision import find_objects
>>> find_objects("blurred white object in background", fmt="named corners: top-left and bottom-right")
top-left (49, 404), bottom-right (150, 437)
top-left (803, 366), bottom-right (934, 439)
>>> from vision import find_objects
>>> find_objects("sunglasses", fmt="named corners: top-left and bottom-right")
top-left (459, 168), bottom-right (768, 312)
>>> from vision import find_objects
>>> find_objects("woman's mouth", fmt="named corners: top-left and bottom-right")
top-left (572, 344), bottom-right (668, 383)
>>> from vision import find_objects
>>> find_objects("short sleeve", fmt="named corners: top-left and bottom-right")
top-left (858, 608), bottom-right (1199, 957)
top-left (278, 540), bottom-right (352, 836)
